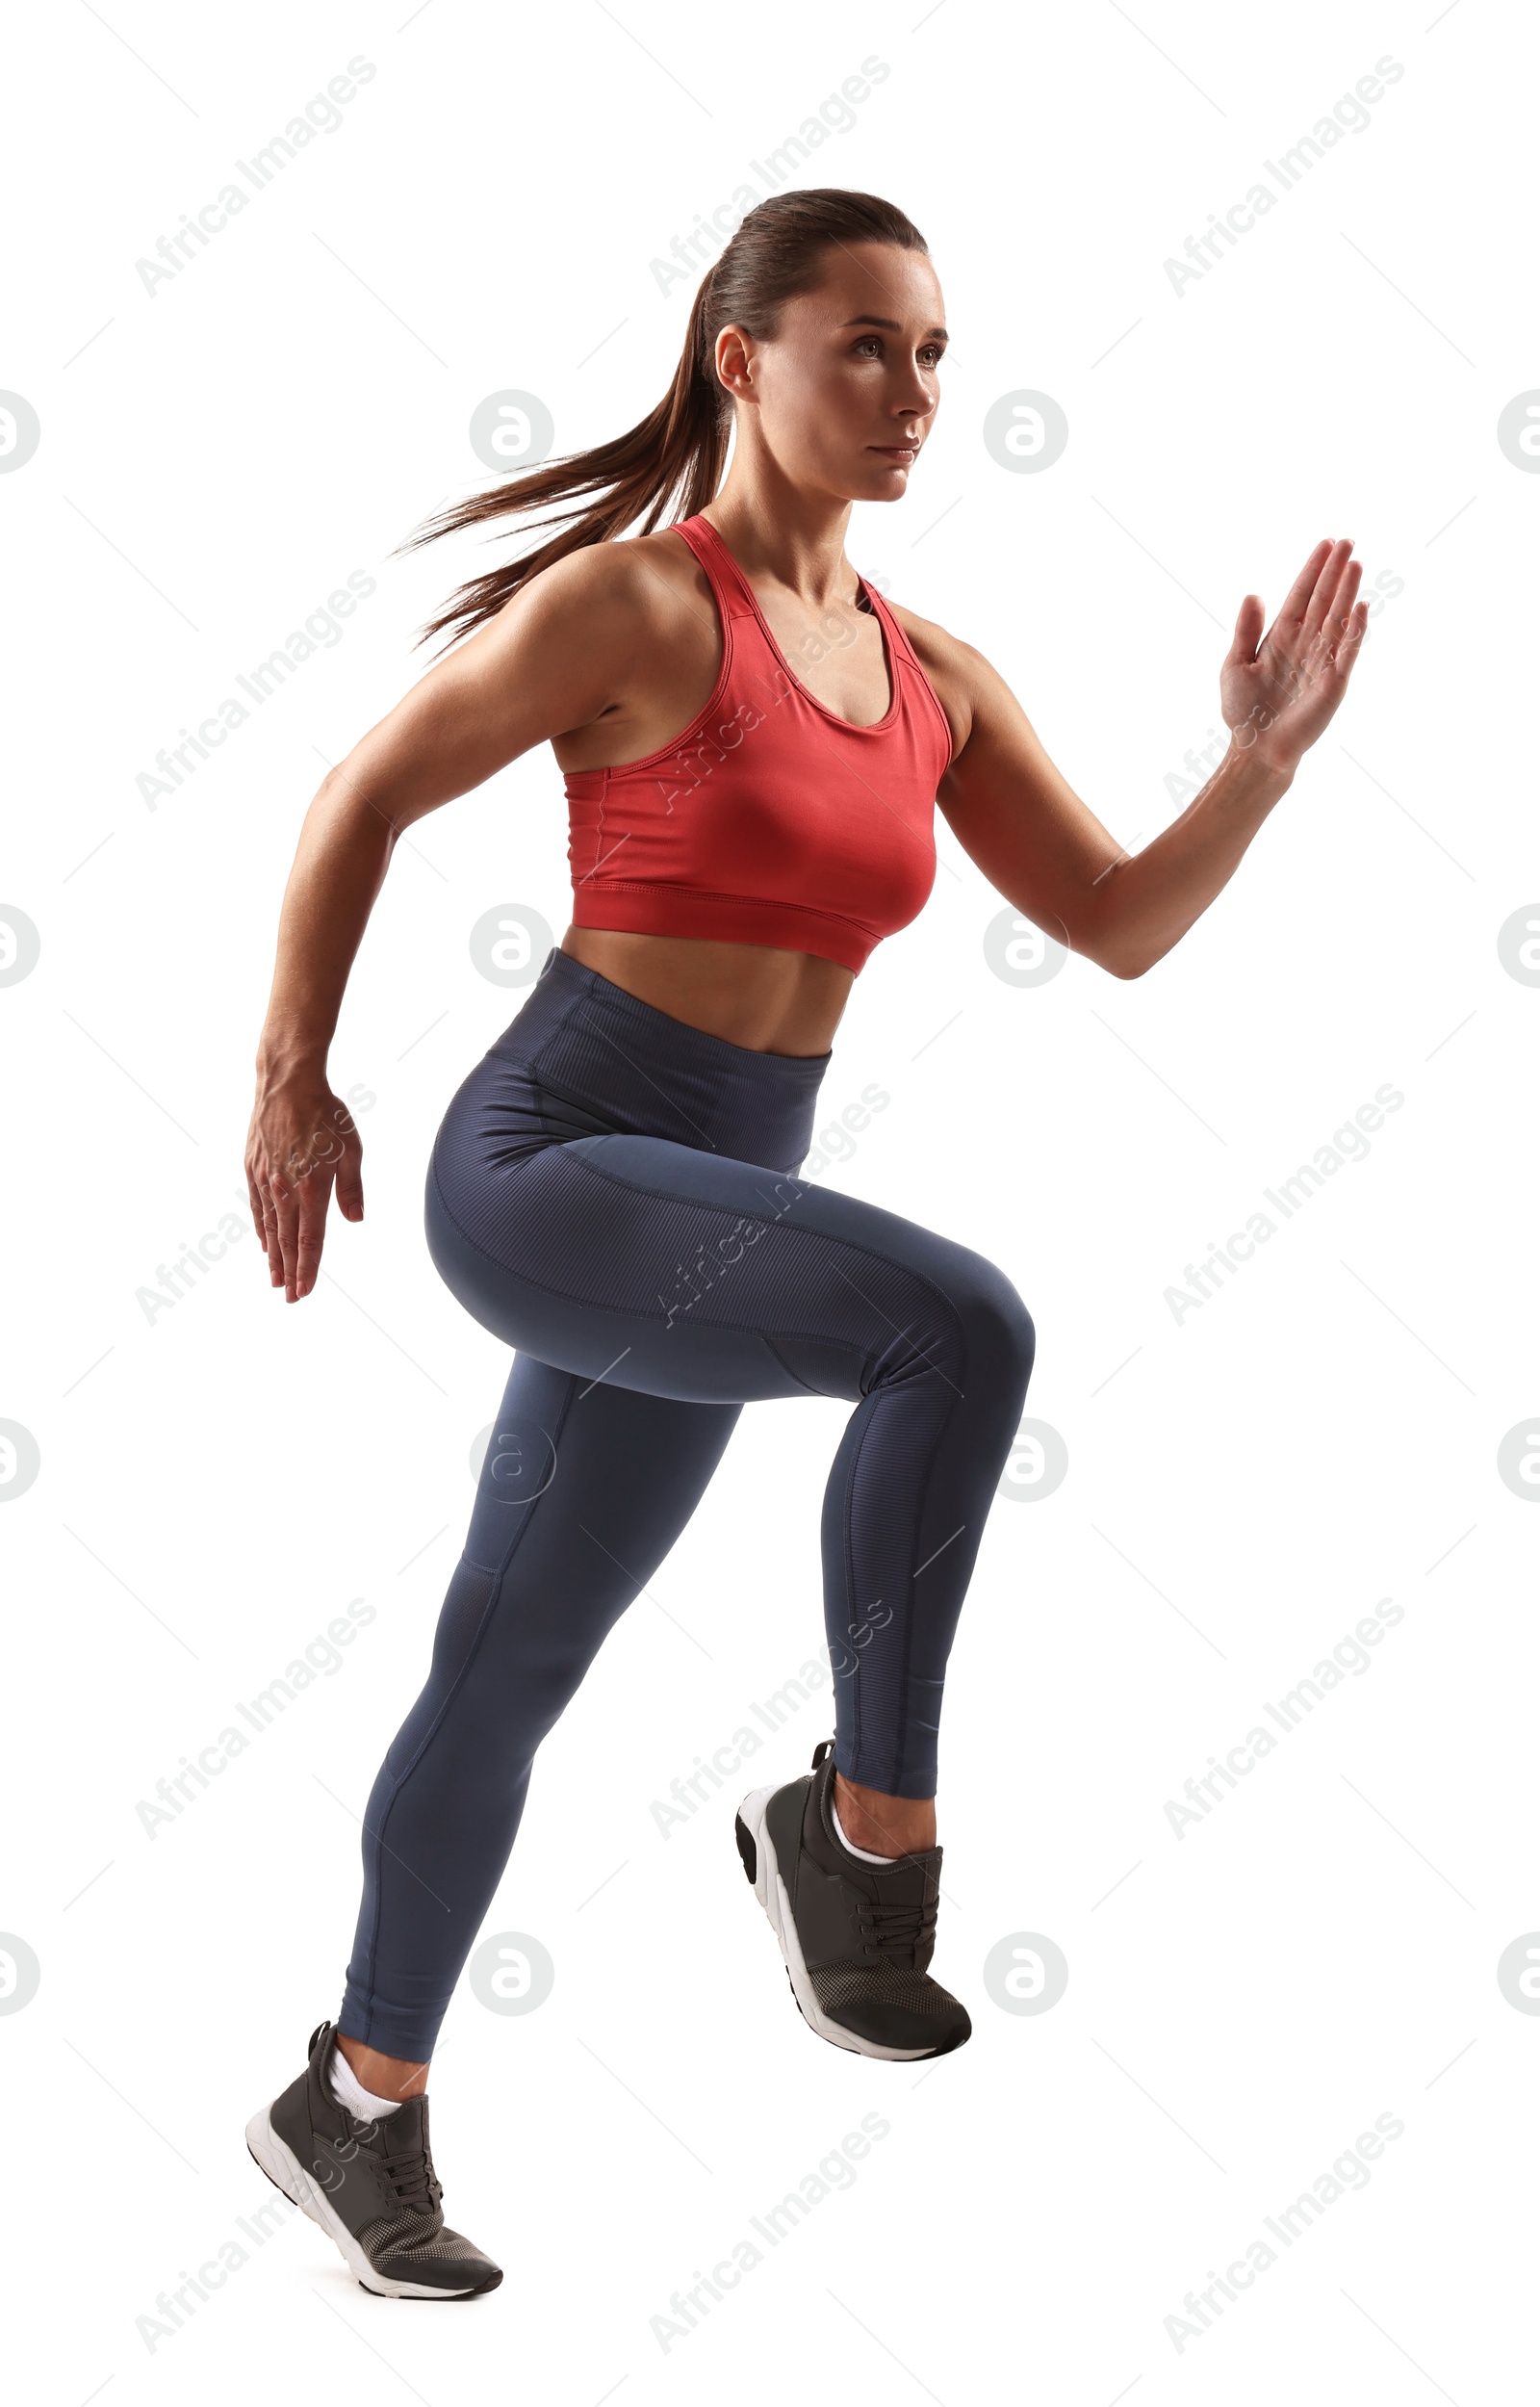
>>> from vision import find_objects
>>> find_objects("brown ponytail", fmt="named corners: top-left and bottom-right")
top-left (399, 187), bottom-right (928, 654)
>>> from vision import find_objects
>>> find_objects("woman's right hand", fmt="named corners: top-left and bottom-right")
top-left (244, 1073), bottom-right (364, 1303)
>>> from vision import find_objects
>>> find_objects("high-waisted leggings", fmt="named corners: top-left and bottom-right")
top-left (340, 945), bottom-right (1036, 2058)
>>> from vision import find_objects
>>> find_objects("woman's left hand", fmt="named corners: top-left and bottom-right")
top-left (1220, 536), bottom-right (1369, 774)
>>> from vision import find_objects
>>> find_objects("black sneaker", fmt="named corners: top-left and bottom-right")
top-left (734, 1738), bottom-right (971, 2060)
top-left (244, 2020), bottom-right (502, 2299)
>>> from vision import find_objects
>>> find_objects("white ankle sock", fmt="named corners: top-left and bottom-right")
top-left (328, 2040), bottom-right (406, 2120)
top-left (830, 1793), bottom-right (899, 1865)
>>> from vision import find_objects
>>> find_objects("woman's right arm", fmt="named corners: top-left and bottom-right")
top-left (245, 548), bottom-right (639, 1303)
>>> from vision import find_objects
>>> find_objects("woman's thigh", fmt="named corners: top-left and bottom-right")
top-left (427, 1127), bottom-right (1030, 1409)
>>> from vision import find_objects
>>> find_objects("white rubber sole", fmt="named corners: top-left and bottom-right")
top-left (735, 1781), bottom-right (937, 2062)
top-left (244, 2105), bottom-right (484, 2300)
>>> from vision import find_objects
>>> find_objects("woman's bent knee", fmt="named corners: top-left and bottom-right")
top-left (953, 1250), bottom-right (1036, 1398)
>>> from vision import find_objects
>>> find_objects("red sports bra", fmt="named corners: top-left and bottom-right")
top-left (563, 512), bottom-right (954, 975)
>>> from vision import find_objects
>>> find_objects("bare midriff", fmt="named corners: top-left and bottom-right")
top-left (559, 925), bottom-right (854, 1058)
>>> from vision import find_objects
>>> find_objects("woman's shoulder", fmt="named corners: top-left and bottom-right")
top-left (880, 593), bottom-right (981, 676)
top-left (514, 525), bottom-right (707, 637)
top-left (880, 594), bottom-right (993, 741)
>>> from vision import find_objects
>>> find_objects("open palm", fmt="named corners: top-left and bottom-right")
top-left (1221, 536), bottom-right (1369, 771)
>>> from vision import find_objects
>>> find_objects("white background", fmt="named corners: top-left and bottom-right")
top-left (4, 1), bottom-right (1536, 2398)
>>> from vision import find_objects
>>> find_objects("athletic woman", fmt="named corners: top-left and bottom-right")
top-left (241, 190), bottom-right (1368, 2298)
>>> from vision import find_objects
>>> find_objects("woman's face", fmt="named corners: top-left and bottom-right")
top-left (716, 242), bottom-right (948, 505)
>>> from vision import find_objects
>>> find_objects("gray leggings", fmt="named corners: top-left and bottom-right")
top-left (340, 947), bottom-right (1035, 2058)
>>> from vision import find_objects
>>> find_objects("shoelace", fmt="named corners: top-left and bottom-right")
top-left (857, 1896), bottom-right (938, 1965)
top-left (376, 2140), bottom-right (442, 2216)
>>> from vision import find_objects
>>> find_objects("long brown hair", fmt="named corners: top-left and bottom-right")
top-left (399, 187), bottom-right (928, 654)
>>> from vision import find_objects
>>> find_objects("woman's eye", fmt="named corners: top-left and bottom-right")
top-left (853, 337), bottom-right (945, 365)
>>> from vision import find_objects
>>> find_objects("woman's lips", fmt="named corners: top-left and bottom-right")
top-left (871, 445), bottom-right (918, 460)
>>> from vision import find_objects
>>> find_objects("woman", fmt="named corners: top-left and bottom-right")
top-left (242, 189), bottom-right (1367, 2300)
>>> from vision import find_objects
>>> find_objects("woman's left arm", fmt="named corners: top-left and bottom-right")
top-left (912, 535), bottom-right (1369, 978)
